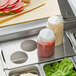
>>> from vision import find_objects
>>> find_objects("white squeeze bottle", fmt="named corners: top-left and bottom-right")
top-left (46, 16), bottom-right (63, 46)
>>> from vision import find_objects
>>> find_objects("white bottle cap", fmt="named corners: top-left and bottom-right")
top-left (38, 28), bottom-right (55, 42)
top-left (48, 16), bottom-right (62, 27)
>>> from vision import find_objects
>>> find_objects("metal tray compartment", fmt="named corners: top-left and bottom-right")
top-left (73, 56), bottom-right (76, 65)
top-left (0, 35), bottom-right (64, 69)
top-left (40, 57), bottom-right (76, 76)
top-left (0, 32), bottom-right (75, 70)
top-left (66, 28), bottom-right (76, 53)
top-left (5, 65), bottom-right (41, 76)
top-left (65, 28), bottom-right (76, 71)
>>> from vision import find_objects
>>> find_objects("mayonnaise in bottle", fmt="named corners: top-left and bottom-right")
top-left (46, 16), bottom-right (63, 46)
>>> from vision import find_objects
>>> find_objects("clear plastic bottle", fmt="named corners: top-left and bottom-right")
top-left (37, 28), bottom-right (55, 58)
top-left (46, 16), bottom-right (63, 46)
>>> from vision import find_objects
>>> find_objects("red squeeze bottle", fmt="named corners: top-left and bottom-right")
top-left (37, 29), bottom-right (55, 58)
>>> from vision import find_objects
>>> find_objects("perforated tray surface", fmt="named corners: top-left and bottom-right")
top-left (0, 32), bottom-right (75, 70)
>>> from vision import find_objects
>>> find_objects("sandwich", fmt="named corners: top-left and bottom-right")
top-left (0, 0), bottom-right (30, 16)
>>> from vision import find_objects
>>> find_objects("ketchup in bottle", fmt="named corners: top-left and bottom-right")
top-left (37, 29), bottom-right (55, 58)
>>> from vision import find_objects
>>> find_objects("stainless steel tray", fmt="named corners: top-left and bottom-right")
top-left (65, 28), bottom-right (76, 65)
top-left (40, 57), bottom-right (76, 76)
top-left (73, 56), bottom-right (76, 64)
top-left (58, 0), bottom-right (76, 30)
top-left (0, 31), bottom-right (75, 70)
top-left (0, 26), bottom-right (76, 76)
top-left (66, 28), bottom-right (76, 53)
top-left (0, 18), bottom-right (47, 42)
top-left (68, 0), bottom-right (76, 17)
top-left (0, 35), bottom-right (64, 70)
top-left (4, 57), bottom-right (76, 76)
top-left (5, 64), bottom-right (41, 76)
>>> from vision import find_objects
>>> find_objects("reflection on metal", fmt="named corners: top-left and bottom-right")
top-left (58, 0), bottom-right (76, 30)
top-left (58, 0), bottom-right (75, 20)
top-left (7, 65), bottom-right (41, 76)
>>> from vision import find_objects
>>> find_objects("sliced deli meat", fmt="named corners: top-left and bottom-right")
top-left (11, 0), bottom-right (24, 12)
top-left (0, 0), bottom-right (26, 15)
top-left (7, 0), bottom-right (19, 8)
top-left (9, 0), bottom-right (19, 5)
top-left (0, 0), bottom-right (9, 7)
top-left (12, 2), bottom-right (24, 12)
top-left (0, 0), bottom-right (9, 9)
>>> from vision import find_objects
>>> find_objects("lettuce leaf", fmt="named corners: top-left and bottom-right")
top-left (51, 71), bottom-right (64, 76)
top-left (65, 70), bottom-right (76, 76)
top-left (44, 64), bottom-right (54, 76)
top-left (52, 62), bottom-right (60, 72)
top-left (58, 58), bottom-right (74, 73)
top-left (44, 58), bottom-right (76, 76)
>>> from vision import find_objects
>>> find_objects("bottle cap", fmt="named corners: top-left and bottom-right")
top-left (38, 28), bottom-right (55, 42)
top-left (48, 16), bottom-right (62, 27)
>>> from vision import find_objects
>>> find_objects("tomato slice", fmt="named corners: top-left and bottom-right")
top-left (0, 6), bottom-right (23, 15)
top-left (13, 7), bottom-right (23, 13)
top-left (0, 0), bottom-right (24, 15)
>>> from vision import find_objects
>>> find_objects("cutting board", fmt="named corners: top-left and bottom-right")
top-left (0, 0), bottom-right (61, 28)
top-left (0, 0), bottom-right (45, 23)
